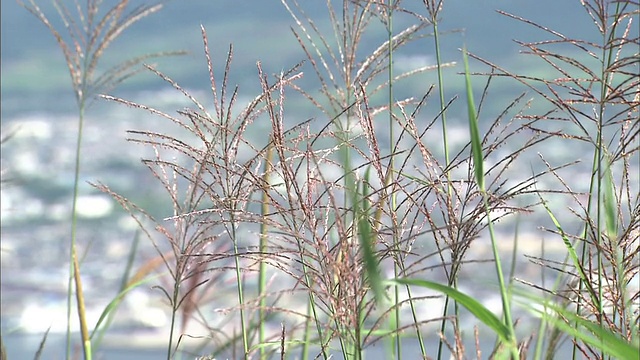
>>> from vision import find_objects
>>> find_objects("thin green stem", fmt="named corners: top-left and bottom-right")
top-left (166, 279), bottom-right (180, 360)
top-left (574, 4), bottom-right (622, 359)
top-left (385, 3), bottom-right (401, 359)
top-left (432, 24), bottom-right (452, 187)
top-left (258, 143), bottom-right (274, 360)
top-left (430, 11), bottom-right (459, 360)
top-left (300, 298), bottom-right (311, 360)
top-left (591, 5), bottom-right (624, 359)
top-left (67, 95), bottom-right (91, 360)
top-left (230, 210), bottom-right (249, 359)
top-left (481, 193), bottom-right (518, 358)
top-left (305, 267), bottom-right (328, 359)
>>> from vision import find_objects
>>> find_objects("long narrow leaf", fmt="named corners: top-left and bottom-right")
top-left (358, 167), bottom-right (384, 304)
top-left (538, 194), bottom-right (599, 306)
top-left (516, 295), bottom-right (639, 360)
top-left (389, 278), bottom-right (512, 343)
top-left (602, 155), bottom-right (618, 240)
top-left (463, 46), bottom-right (484, 191)
top-left (90, 275), bottom-right (161, 340)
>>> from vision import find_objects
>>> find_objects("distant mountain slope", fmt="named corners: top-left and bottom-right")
top-left (1, 0), bottom-right (605, 118)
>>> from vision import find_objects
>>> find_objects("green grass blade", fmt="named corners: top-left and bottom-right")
top-left (462, 46), bottom-right (484, 191)
top-left (92, 230), bottom-right (141, 350)
top-left (462, 47), bottom-right (518, 359)
top-left (90, 275), bottom-right (160, 340)
top-left (538, 194), bottom-right (600, 306)
top-left (516, 295), bottom-right (639, 359)
top-left (602, 155), bottom-right (617, 240)
top-left (358, 167), bottom-right (384, 304)
top-left (389, 278), bottom-right (512, 343)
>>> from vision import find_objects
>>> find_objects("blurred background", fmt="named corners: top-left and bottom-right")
top-left (1, 1), bottom-right (632, 358)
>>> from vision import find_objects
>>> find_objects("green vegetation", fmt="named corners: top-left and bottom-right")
top-left (2, 1), bottom-right (638, 359)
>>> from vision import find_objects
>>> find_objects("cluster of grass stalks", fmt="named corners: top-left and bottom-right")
top-left (11, 1), bottom-right (183, 359)
top-left (4, 0), bottom-right (638, 359)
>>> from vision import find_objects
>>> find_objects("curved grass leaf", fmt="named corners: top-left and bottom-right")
top-left (388, 278), bottom-right (512, 343)
top-left (515, 294), bottom-right (639, 360)
top-left (358, 167), bottom-right (384, 304)
top-left (90, 275), bottom-right (161, 341)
